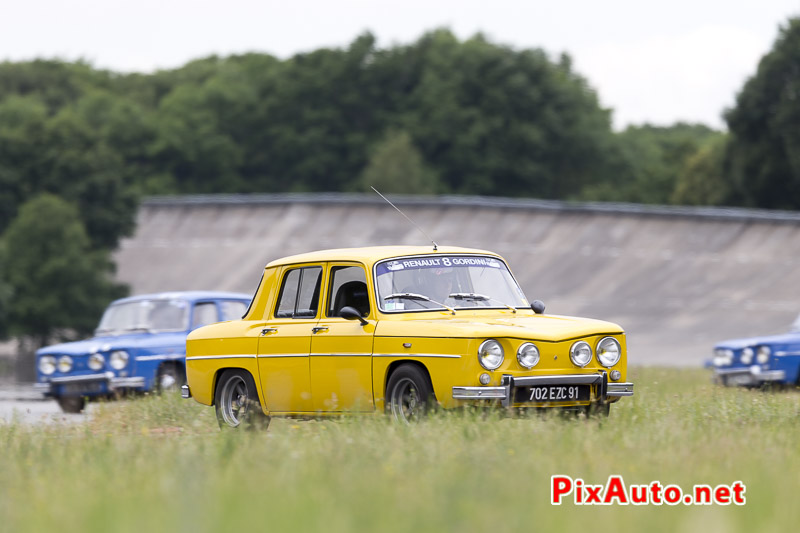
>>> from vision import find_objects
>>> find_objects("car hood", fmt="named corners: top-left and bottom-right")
top-left (715, 332), bottom-right (800, 350)
top-left (36, 332), bottom-right (187, 357)
top-left (375, 313), bottom-right (623, 341)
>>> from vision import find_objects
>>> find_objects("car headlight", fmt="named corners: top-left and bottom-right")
top-left (713, 348), bottom-right (734, 366)
top-left (478, 339), bottom-right (504, 370)
top-left (57, 356), bottom-right (73, 373)
top-left (517, 342), bottom-right (540, 369)
top-left (757, 346), bottom-right (771, 364)
top-left (109, 350), bottom-right (129, 370)
top-left (740, 347), bottom-right (754, 365)
top-left (38, 355), bottom-right (56, 375)
top-left (596, 337), bottom-right (621, 367)
top-left (88, 353), bottom-right (105, 371)
top-left (569, 341), bottom-right (592, 367)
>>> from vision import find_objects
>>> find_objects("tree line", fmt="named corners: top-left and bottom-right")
top-left (0, 20), bottom-right (798, 345)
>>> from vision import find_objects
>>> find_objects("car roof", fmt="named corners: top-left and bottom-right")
top-left (265, 245), bottom-right (502, 268)
top-left (111, 291), bottom-right (251, 305)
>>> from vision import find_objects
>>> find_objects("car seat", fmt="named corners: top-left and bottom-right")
top-left (333, 281), bottom-right (370, 317)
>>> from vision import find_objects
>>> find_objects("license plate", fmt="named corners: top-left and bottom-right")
top-left (60, 381), bottom-right (106, 395)
top-left (514, 385), bottom-right (590, 404)
top-left (725, 374), bottom-right (753, 386)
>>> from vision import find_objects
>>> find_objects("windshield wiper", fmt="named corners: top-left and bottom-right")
top-left (449, 293), bottom-right (517, 313)
top-left (384, 293), bottom-right (456, 315)
top-left (123, 326), bottom-right (153, 333)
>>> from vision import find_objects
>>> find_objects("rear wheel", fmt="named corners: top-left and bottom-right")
top-left (56, 396), bottom-right (86, 414)
top-left (386, 364), bottom-right (435, 423)
top-left (214, 369), bottom-right (269, 430)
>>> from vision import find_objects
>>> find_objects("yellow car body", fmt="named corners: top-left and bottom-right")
top-left (184, 246), bottom-right (633, 425)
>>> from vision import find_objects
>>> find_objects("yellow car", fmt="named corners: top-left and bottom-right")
top-left (183, 246), bottom-right (633, 428)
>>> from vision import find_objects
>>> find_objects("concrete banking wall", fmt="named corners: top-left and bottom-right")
top-left (114, 194), bottom-right (800, 367)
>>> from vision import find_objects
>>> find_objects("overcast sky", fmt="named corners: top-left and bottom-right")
top-left (2, 1), bottom-right (798, 129)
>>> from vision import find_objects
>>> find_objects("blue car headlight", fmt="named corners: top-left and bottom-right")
top-left (88, 353), bottom-right (105, 371)
top-left (110, 350), bottom-right (129, 370)
top-left (38, 355), bottom-right (57, 375)
top-left (57, 356), bottom-right (73, 373)
top-left (756, 346), bottom-right (771, 364)
top-left (740, 347), bottom-right (754, 365)
top-left (713, 348), bottom-right (733, 366)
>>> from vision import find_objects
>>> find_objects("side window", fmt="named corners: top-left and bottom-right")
top-left (275, 267), bottom-right (322, 319)
top-left (192, 302), bottom-right (218, 329)
top-left (220, 300), bottom-right (248, 321)
top-left (327, 266), bottom-right (370, 317)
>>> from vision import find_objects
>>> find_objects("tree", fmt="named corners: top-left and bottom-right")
top-left (724, 17), bottom-right (800, 209)
top-left (0, 95), bottom-right (49, 233)
top-left (672, 136), bottom-right (729, 205)
top-left (0, 240), bottom-right (10, 340)
top-left (359, 130), bottom-right (439, 194)
top-left (1, 31), bottom-right (734, 205)
top-left (0, 92), bottom-right (141, 250)
top-left (0, 59), bottom-right (113, 113)
top-left (40, 104), bottom-right (140, 249)
top-left (392, 30), bottom-right (618, 199)
top-left (578, 123), bottom-right (724, 204)
top-left (3, 194), bottom-right (127, 347)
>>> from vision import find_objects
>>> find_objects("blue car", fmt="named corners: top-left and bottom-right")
top-left (35, 291), bottom-right (251, 413)
top-left (711, 315), bottom-right (800, 387)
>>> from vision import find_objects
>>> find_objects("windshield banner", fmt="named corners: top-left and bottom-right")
top-left (376, 256), bottom-right (503, 276)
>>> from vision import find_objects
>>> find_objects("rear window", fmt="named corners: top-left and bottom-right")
top-left (220, 300), bottom-right (248, 321)
top-left (275, 267), bottom-right (322, 318)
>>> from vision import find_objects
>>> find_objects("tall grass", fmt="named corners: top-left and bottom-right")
top-left (1, 368), bottom-right (798, 532)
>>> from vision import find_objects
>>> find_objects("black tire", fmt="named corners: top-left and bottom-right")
top-left (214, 369), bottom-right (270, 430)
top-left (385, 364), bottom-right (435, 423)
top-left (156, 363), bottom-right (185, 393)
top-left (584, 403), bottom-right (611, 418)
top-left (56, 396), bottom-right (87, 414)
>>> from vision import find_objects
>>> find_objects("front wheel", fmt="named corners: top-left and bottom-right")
top-left (584, 403), bottom-right (610, 418)
top-left (56, 396), bottom-right (86, 414)
top-left (385, 364), bottom-right (435, 423)
top-left (214, 369), bottom-right (269, 430)
top-left (156, 363), bottom-right (185, 393)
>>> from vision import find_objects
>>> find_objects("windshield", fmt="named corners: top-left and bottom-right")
top-left (96, 299), bottom-right (189, 334)
top-left (791, 314), bottom-right (800, 333)
top-left (374, 255), bottom-right (528, 312)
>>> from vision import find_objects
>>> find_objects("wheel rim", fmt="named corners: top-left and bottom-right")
top-left (159, 371), bottom-right (177, 390)
top-left (390, 377), bottom-right (422, 423)
top-left (220, 376), bottom-right (250, 427)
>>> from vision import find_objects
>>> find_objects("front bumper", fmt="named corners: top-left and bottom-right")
top-left (35, 372), bottom-right (146, 396)
top-left (452, 373), bottom-right (634, 407)
top-left (714, 366), bottom-right (786, 387)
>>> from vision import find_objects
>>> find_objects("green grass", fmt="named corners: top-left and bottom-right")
top-left (1, 368), bottom-right (799, 532)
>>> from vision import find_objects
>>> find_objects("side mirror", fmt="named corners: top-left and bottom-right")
top-left (531, 300), bottom-right (546, 314)
top-left (340, 306), bottom-right (368, 326)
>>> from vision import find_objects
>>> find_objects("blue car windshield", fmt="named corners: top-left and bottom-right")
top-left (96, 299), bottom-right (189, 334)
top-left (374, 255), bottom-right (528, 312)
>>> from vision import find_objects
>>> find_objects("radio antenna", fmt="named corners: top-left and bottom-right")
top-left (371, 186), bottom-right (438, 251)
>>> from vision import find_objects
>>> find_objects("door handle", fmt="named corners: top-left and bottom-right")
top-left (312, 326), bottom-right (328, 334)
top-left (261, 328), bottom-right (278, 336)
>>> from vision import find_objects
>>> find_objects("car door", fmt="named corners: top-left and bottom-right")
top-left (257, 265), bottom-right (323, 413)
top-left (309, 263), bottom-right (376, 412)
